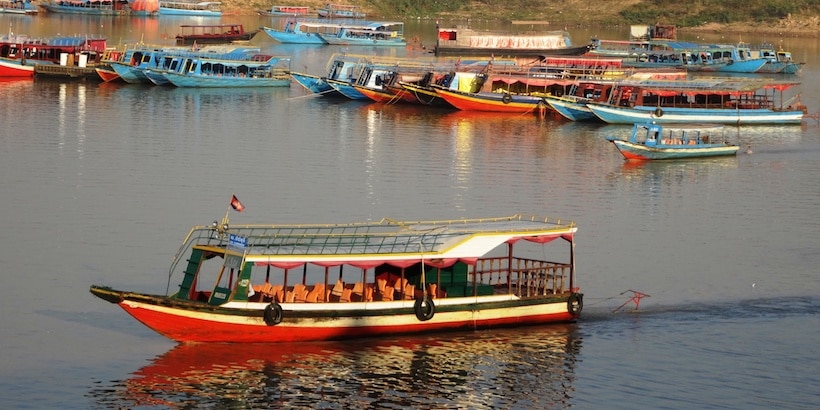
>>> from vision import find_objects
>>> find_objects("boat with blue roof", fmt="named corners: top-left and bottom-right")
top-left (606, 122), bottom-right (739, 160)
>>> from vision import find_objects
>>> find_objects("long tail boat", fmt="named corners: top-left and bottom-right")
top-left (90, 212), bottom-right (583, 343)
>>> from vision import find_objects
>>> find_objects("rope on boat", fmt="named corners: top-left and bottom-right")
top-left (612, 289), bottom-right (651, 313)
top-left (287, 88), bottom-right (338, 100)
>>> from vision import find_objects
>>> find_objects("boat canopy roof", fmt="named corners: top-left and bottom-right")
top-left (619, 78), bottom-right (800, 93)
top-left (288, 18), bottom-right (397, 28)
top-left (176, 214), bottom-right (576, 268)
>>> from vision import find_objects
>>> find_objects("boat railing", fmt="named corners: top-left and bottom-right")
top-left (472, 256), bottom-right (571, 296)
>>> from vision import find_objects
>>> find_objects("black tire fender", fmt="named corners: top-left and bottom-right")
top-left (567, 293), bottom-right (583, 316)
top-left (263, 301), bottom-right (284, 326)
top-left (414, 296), bottom-right (435, 321)
top-left (501, 93), bottom-right (512, 104)
top-left (654, 107), bottom-right (664, 117)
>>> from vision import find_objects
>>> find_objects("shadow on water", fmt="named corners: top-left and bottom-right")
top-left (87, 324), bottom-right (583, 409)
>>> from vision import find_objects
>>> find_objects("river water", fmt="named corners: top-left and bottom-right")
top-left (1, 14), bottom-right (819, 409)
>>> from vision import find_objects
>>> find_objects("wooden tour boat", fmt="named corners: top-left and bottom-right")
top-left (435, 27), bottom-right (590, 58)
top-left (175, 24), bottom-right (259, 45)
top-left (606, 122), bottom-right (739, 160)
top-left (39, 0), bottom-right (129, 15)
top-left (147, 54), bottom-right (291, 88)
top-left (257, 5), bottom-right (310, 17)
top-left (317, 3), bottom-right (364, 19)
top-left (90, 207), bottom-right (583, 343)
top-left (0, 0), bottom-right (38, 14)
top-left (316, 21), bottom-right (406, 47)
top-left (158, 0), bottom-right (221, 16)
top-left (1, 34), bottom-right (108, 78)
top-left (586, 77), bottom-right (806, 125)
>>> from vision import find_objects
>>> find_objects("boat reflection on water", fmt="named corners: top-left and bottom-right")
top-left (90, 324), bottom-right (581, 408)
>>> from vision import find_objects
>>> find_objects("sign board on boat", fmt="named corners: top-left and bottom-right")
top-left (224, 233), bottom-right (247, 268)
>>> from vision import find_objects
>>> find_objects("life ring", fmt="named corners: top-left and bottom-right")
top-left (567, 293), bottom-right (583, 316)
top-left (263, 301), bottom-right (284, 326)
top-left (654, 107), bottom-right (664, 117)
top-left (501, 93), bottom-right (512, 104)
top-left (414, 296), bottom-right (435, 321)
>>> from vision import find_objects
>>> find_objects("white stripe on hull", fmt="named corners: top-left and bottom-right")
top-left (123, 296), bottom-right (569, 329)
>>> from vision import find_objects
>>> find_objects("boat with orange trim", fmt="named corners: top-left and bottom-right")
top-left (90, 209), bottom-right (583, 343)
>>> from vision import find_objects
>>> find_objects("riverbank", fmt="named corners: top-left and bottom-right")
top-left (241, 1), bottom-right (820, 38)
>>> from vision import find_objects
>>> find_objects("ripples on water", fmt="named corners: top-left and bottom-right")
top-left (83, 297), bottom-right (820, 408)
top-left (2, 18), bottom-right (820, 409)
top-left (88, 325), bottom-right (582, 408)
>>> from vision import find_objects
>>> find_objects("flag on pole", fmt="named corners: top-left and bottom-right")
top-left (230, 195), bottom-right (245, 212)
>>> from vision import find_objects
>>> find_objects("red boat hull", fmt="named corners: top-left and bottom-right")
top-left (434, 87), bottom-right (543, 113)
top-left (115, 295), bottom-right (579, 343)
top-left (0, 60), bottom-right (34, 77)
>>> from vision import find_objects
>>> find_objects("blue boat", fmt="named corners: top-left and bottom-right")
top-left (620, 45), bottom-right (767, 74)
top-left (0, 0), bottom-right (39, 14)
top-left (107, 45), bottom-right (260, 84)
top-left (149, 55), bottom-right (291, 87)
top-left (586, 77), bottom-right (806, 125)
top-left (158, 1), bottom-right (221, 16)
top-left (606, 122), bottom-right (739, 160)
top-left (290, 53), bottom-right (371, 97)
top-left (39, 0), bottom-right (129, 15)
top-left (326, 77), bottom-right (368, 99)
top-left (261, 19), bottom-right (386, 44)
top-left (316, 22), bottom-right (405, 47)
top-left (742, 44), bottom-right (805, 74)
top-left (543, 95), bottom-right (598, 121)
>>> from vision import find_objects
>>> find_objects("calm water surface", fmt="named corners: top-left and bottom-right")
top-left (1, 14), bottom-right (819, 409)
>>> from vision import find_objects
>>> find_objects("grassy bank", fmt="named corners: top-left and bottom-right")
top-left (238, 0), bottom-right (820, 36)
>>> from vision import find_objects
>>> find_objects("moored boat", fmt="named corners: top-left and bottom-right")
top-left (433, 85), bottom-right (548, 113)
top-left (1, 34), bottom-right (108, 78)
top-left (175, 24), bottom-right (259, 45)
top-left (316, 21), bottom-right (405, 47)
top-left (106, 44), bottom-right (260, 84)
top-left (261, 19), bottom-right (382, 44)
top-left (586, 77), bottom-right (806, 125)
top-left (90, 209), bottom-right (583, 343)
top-left (435, 27), bottom-right (590, 58)
top-left (606, 122), bottom-right (739, 160)
top-left (0, 0), bottom-right (38, 14)
top-left (317, 3), bottom-right (364, 19)
top-left (158, 0), bottom-right (221, 16)
top-left (289, 52), bottom-right (371, 97)
top-left (39, 0), bottom-right (129, 15)
top-left (742, 43), bottom-right (804, 74)
top-left (149, 54), bottom-right (291, 87)
top-left (257, 5), bottom-right (309, 16)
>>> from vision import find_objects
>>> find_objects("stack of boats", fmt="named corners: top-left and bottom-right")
top-left (288, 52), bottom-right (806, 125)
top-left (102, 44), bottom-right (291, 87)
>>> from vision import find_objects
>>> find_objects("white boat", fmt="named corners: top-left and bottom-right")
top-left (159, 1), bottom-right (221, 16)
